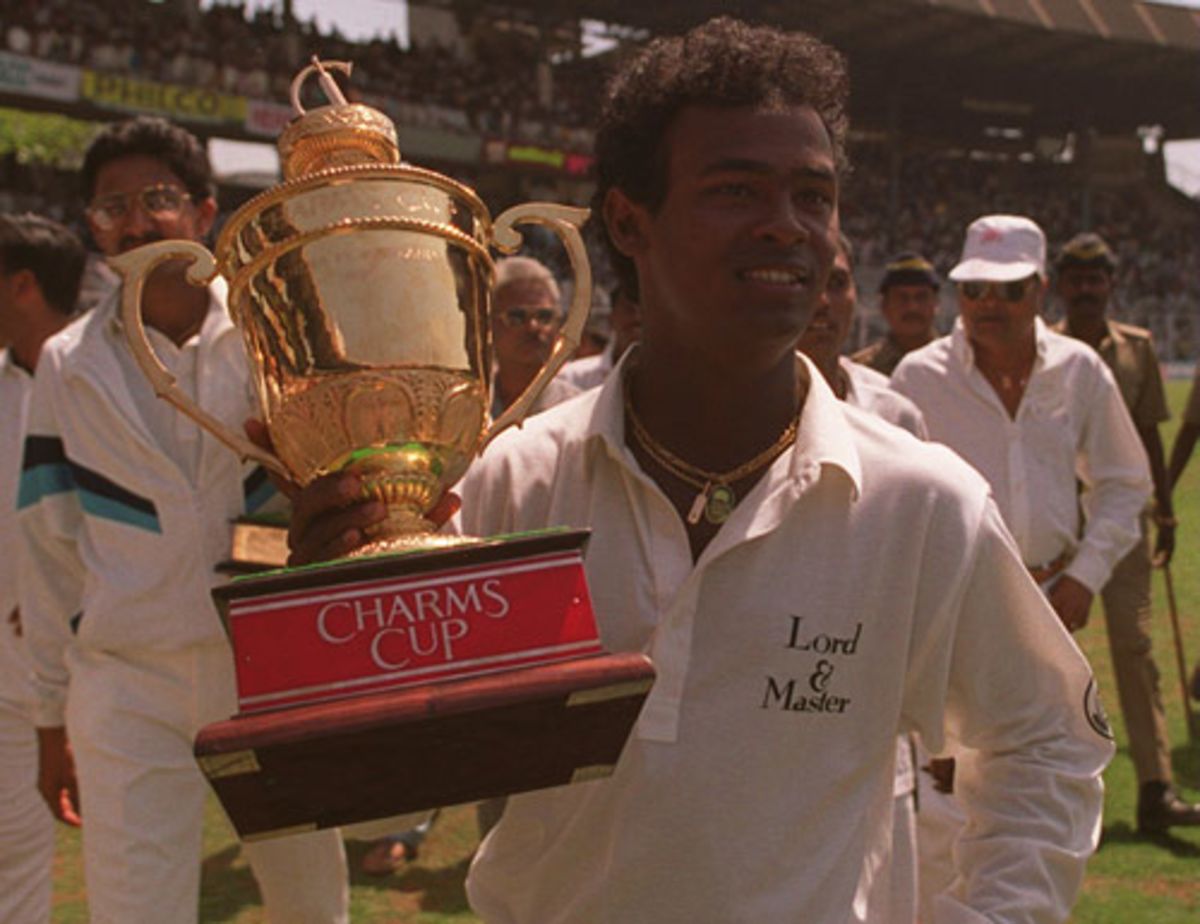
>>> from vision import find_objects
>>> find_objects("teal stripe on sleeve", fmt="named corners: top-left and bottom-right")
top-left (17, 463), bottom-right (74, 509)
top-left (78, 491), bottom-right (162, 534)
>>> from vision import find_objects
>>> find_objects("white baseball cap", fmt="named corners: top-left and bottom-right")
top-left (948, 215), bottom-right (1046, 283)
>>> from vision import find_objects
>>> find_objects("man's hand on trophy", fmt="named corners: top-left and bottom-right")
top-left (243, 419), bottom-right (461, 566)
top-left (288, 476), bottom-right (462, 565)
top-left (289, 472), bottom-right (386, 565)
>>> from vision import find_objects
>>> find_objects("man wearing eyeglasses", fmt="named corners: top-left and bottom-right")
top-left (17, 116), bottom-right (349, 924)
top-left (490, 255), bottom-right (580, 417)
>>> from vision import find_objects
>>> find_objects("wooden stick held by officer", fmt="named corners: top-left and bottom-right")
top-left (1055, 231), bottom-right (1200, 832)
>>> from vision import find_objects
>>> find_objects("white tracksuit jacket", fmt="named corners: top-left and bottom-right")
top-left (17, 284), bottom-right (277, 727)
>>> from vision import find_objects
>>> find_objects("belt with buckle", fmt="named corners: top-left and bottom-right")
top-left (1027, 552), bottom-right (1071, 585)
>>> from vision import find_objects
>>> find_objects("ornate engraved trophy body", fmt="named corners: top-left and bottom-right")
top-left (113, 61), bottom-right (587, 549)
top-left (109, 61), bottom-right (653, 841)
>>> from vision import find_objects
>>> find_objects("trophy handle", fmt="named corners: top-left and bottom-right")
top-left (484, 203), bottom-right (592, 447)
top-left (108, 240), bottom-right (291, 479)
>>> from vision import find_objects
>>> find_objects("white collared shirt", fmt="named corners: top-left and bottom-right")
top-left (19, 283), bottom-right (264, 726)
top-left (841, 357), bottom-right (928, 440)
top-left (0, 350), bottom-right (34, 707)
top-left (113, 291), bottom-right (229, 484)
top-left (838, 356), bottom-right (925, 808)
top-left (891, 317), bottom-right (1151, 592)
top-left (559, 340), bottom-right (616, 391)
top-left (458, 353), bottom-right (1111, 923)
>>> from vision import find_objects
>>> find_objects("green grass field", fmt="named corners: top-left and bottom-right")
top-left (49, 381), bottom-right (1200, 922)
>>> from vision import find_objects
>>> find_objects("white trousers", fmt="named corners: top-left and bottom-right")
top-left (0, 697), bottom-right (54, 924)
top-left (891, 790), bottom-right (918, 923)
top-left (65, 642), bottom-right (348, 924)
top-left (913, 746), bottom-right (967, 924)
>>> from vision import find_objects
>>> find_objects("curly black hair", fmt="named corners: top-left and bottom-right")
top-left (81, 116), bottom-right (215, 204)
top-left (0, 213), bottom-right (86, 315)
top-left (591, 17), bottom-right (850, 299)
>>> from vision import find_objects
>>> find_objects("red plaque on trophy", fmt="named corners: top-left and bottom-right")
top-left (194, 529), bottom-right (654, 841)
top-left (224, 529), bottom-right (606, 714)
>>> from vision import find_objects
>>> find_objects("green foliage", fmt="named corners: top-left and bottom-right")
top-left (0, 107), bottom-right (101, 168)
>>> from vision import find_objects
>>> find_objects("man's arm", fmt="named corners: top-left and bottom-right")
top-left (1137, 423), bottom-right (1174, 564)
top-left (1066, 366), bottom-right (1153, 600)
top-left (36, 726), bottom-right (80, 826)
top-left (908, 499), bottom-right (1112, 923)
top-left (1168, 421), bottom-right (1200, 492)
top-left (1168, 369), bottom-right (1200, 490)
top-left (17, 362), bottom-right (87, 822)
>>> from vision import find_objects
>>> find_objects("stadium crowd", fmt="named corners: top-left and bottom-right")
top-left (842, 147), bottom-right (1200, 339)
top-left (0, 0), bottom-right (603, 149)
top-left (1, 0), bottom-right (1196, 341)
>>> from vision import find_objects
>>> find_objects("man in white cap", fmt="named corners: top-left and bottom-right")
top-left (891, 214), bottom-right (1151, 896)
top-left (892, 214), bottom-right (1150, 634)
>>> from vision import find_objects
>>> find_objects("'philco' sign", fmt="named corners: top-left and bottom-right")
top-left (82, 70), bottom-right (247, 124)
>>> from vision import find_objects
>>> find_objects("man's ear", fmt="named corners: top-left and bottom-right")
top-left (8, 268), bottom-right (40, 307)
top-left (602, 187), bottom-right (650, 260)
top-left (193, 195), bottom-right (218, 238)
top-left (1035, 274), bottom-right (1049, 309)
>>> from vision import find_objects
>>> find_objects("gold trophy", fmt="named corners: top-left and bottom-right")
top-left (112, 59), bottom-right (589, 550)
top-left (109, 59), bottom-right (653, 842)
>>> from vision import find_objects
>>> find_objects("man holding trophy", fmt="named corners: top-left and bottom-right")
top-left (282, 18), bottom-right (1114, 923)
top-left (18, 116), bottom-right (348, 923)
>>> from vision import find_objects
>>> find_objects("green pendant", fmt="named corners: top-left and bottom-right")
top-left (704, 484), bottom-right (737, 524)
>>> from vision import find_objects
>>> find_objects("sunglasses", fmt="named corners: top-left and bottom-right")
top-left (87, 184), bottom-right (191, 231)
top-left (957, 277), bottom-right (1037, 303)
top-left (499, 307), bottom-right (559, 329)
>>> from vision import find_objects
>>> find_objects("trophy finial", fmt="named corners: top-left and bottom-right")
top-left (290, 57), bottom-right (352, 115)
top-left (278, 56), bottom-right (400, 180)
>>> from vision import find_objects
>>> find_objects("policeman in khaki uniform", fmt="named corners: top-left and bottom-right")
top-left (850, 252), bottom-right (940, 376)
top-left (1167, 356), bottom-right (1200, 704)
top-left (1054, 231), bottom-right (1200, 834)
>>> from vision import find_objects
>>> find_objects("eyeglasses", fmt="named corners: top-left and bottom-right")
top-left (86, 184), bottom-right (191, 231)
top-left (957, 277), bottom-right (1037, 303)
top-left (499, 307), bottom-right (560, 329)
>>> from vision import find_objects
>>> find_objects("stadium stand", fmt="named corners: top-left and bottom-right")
top-left (0, 0), bottom-right (1196, 354)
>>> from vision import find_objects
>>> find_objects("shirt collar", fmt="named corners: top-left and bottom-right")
top-left (836, 356), bottom-right (858, 403)
top-left (0, 347), bottom-right (30, 380)
top-left (1099, 318), bottom-right (1125, 351)
top-left (587, 348), bottom-right (863, 502)
top-left (1056, 316), bottom-right (1122, 353)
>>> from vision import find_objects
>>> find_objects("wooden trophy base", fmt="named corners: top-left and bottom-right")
top-left (195, 652), bottom-right (653, 841)
top-left (197, 528), bottom-right (654, 840)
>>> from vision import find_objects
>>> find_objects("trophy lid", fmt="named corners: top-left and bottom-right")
top-left (277, 58), bottom-right (401, 180)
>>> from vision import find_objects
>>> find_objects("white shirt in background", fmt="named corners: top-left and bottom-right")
top-left (0, 351), bottom-right (34, 708)
top-left (559, 340), bottom-right (616, 391)
top-left (891, 316), bottom-right (1150, 592)
top-left (841, 357), bottom-right (929, 440)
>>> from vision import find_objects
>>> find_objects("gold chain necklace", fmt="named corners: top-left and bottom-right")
top-left (624, 385), bottom-right (800, 526)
